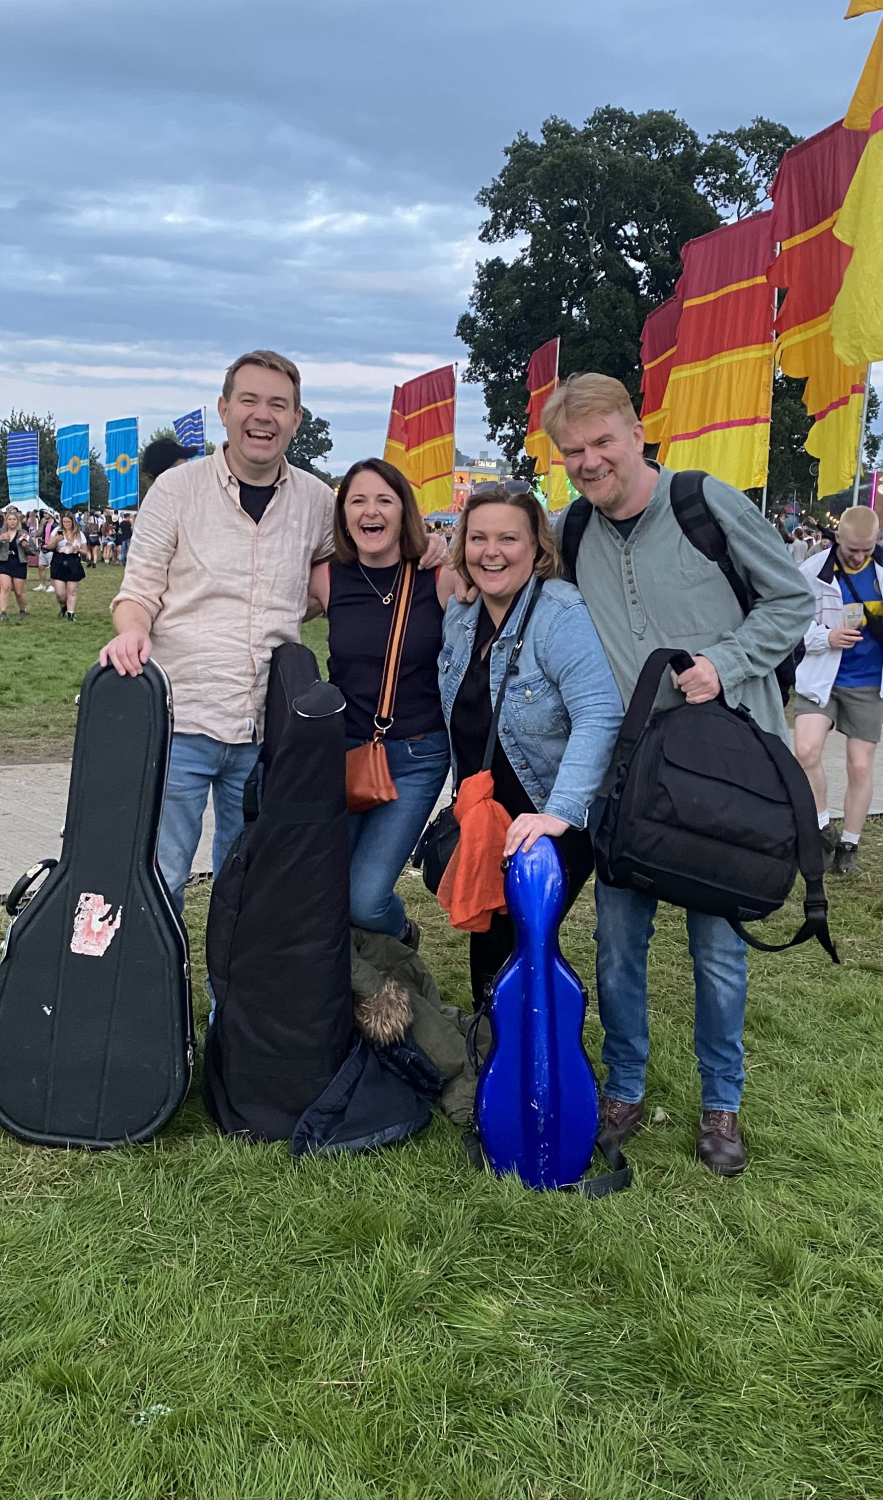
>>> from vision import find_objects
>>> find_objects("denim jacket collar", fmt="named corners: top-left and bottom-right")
top-left (458, 577), bottom-right (540, 648)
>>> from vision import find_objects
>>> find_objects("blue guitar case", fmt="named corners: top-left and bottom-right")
top-left (474, 837), bottom-right (631, 1195)
top-left (0, 662), bottom-right (193, 1148)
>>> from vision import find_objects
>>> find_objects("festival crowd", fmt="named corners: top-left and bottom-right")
top-left (5, 349), bottom-right (878, 1177)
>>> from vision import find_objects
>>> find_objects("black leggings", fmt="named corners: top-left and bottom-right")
top-left (468, 825), bottom-right (595, 1010)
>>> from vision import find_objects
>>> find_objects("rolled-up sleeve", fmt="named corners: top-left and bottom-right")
top-left (110, 482), bottom-right (179, 626)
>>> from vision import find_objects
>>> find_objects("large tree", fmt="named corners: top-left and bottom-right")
top-left (0, 410), bottom-right (107, 511)
top-left (456, 107), bottom-right (800, 473)
top-left (285, 406), bottom-right (333, 481)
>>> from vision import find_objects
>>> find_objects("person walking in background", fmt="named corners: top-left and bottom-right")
top-left (101, 518), bottom-right (117, 564)
top-left (86, 513), bottom-right (101, 567)
top-left (544, 372), bottom-right (814, 1176)
top-left (790, 527), bottom-right (809, 566)
top-left (310, 458), bottom-right (455, 947)
top-left (794, 504), bottom-right (883, 875)
top-left (100, 350), bottom-right (448, 912)
top-left (34, 511), bottom-right (55, 590)
top-left (119, 514), bottom-right (133, 565)
top-left (47, 513), bottom-right (87, 621)
top-left (0, 506), bottom-right (30, 622)
top-left (441, 484), bottom-right (622, 1010)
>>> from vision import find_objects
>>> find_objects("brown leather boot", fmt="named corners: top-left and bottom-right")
top-left (696, 1111), bottom-right (747, 1176)
top-left (597, 1096), bottom-right (644, 1153)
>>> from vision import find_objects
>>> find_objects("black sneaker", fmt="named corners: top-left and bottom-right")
top-left (401, 917), bottom-right (421, 952)
top-left (67, 612), bottom-right (76, 623)
top-left (58, 604), bottom-right (66, 618)
top-left (819, 823), bottom-right (840, 869)
top-left (833, 841), bottom-right (859, 875)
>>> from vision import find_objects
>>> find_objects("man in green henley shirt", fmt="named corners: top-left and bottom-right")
top-left (547, 373), bottom-right (814, 1176)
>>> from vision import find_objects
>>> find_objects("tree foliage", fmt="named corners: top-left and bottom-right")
top-left (456, 107), bottom-right (800, 474)
top-left (0, 410), bottom-right (108, 511)
top-left (285, 406), bottom-right (333, 481)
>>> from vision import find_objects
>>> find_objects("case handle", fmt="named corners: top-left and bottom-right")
top-left (5, 859), bottom-right (58, 917)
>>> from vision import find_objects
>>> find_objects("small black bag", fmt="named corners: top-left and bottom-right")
top-left (594, 647), bottom-right (839, 962)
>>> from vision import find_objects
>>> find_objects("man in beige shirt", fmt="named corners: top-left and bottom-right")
top-left (101, 348), bottom-right (444, 909)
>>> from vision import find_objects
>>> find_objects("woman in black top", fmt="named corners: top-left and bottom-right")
top-left (310, 459), bottom-right (456, 945)
top-left (0, 506), bottom-right (30, 622)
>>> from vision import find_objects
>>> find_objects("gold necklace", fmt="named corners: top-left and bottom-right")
top-left (358, 559), bottom-right (401, 606)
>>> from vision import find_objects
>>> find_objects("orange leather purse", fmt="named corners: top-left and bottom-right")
top-left (346, 560), bottom-right (417, 814)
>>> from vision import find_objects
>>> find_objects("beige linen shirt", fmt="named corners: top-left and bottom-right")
top-left (112, 445), bottom-right (334, 742)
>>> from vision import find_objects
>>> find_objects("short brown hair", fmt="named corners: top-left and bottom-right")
top-left (542, 373), bottom-right (639, 446)
top-left (448, 485), bottom-right (561, 584)
top-left (334, 459), bottom-right (429, 563)
top-left (222, 349), bottom-right (302, 407)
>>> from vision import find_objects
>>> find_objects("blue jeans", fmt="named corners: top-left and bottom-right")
top-left (589, 800), bottom-right (748, 1113)
top-left (157, 732), bottom-right (261, 911)
top-left (347, 730), bottom-right (450, 938)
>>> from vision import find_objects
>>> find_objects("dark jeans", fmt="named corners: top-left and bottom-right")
top-left (469, 825), bottom-right (594, 1009)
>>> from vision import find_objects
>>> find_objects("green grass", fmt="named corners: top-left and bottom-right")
top-left (1, 590), bottom-right (883, 1498)
top-left (0, 566), bottom-right (330, 760)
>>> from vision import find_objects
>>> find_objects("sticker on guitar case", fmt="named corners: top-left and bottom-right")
top-left (70, 893), bottom-right (122, 957)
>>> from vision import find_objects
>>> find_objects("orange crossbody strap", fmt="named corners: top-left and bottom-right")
top-left (374, 559), bottom-right (417, 735)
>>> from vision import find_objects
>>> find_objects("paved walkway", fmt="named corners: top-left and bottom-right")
top-left (1, 733), bottom-right (880, 899)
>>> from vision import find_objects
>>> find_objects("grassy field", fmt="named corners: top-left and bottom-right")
top-left (1, 570), bottom-right (883, 1499)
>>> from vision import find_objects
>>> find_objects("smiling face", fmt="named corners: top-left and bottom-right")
top-left (464, 502), bottom-right (536, 608)
top-left (217, 363), bottom-right (302, 482)
top-left (556, 408), bottom-right (649, 518)
top-left (343, 470), bottom-right (404, 568)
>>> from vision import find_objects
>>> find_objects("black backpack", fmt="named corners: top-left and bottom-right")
top-left (560, 470), bottom-right (804, 704)
top-left (593, 647), bottom-right (838, 962)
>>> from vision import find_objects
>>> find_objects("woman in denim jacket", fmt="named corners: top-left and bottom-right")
top-left (441, 485), bottom-right (623, 1006)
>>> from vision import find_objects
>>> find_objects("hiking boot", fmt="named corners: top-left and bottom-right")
top-left (819, 823), bottom-right (839, 869)
top-left (597, 1095), bottom-right (644, 1153)
top-left (832, 840), bottom-right (859, 875)
top-left (401, 917), bottom-right (421, 951)
top-left (696, 1111), bottom-right (747, 1176)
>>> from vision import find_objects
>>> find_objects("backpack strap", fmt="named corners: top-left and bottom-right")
top-left (669, 470), bottom-right (752, 616)
top-left (729, 726), bottom-right (840, 964)
top-left (559, 496), bottom-right (593, 583)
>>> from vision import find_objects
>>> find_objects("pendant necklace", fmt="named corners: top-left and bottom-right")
top-left (359, 559), bottom-right (401, 606)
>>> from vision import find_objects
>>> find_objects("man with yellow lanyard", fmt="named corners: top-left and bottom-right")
top-left (794, 504), bottom-right (883, 874)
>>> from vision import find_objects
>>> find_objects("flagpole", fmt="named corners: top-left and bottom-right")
top-left (203, 406), bottom-right (207, 455)
top-left (851, 365), bottom-right (872, 506)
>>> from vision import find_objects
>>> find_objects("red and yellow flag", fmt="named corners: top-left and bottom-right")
top-left (524, 337), bottom-right (570, 510)
top-left (661, 212), bottom-right (775, 489)
top-left (639, 296), bottom-right (682, 447)
top-left (769, 120), bottom-right (868, 496)
top-left (832, 10), bottom-right (883, 365)
top-left (382, 386), bottom-right (408, 474)
top-left (397, 365), bottom-right (456, 515)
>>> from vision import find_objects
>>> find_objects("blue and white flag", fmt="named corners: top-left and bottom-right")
top-left (57, 424), bottom-right (90, 506)
top-left (6, 429), bottom-right (39, 506)
top-left (173, 408), bottom-right (206, 456)
top-left (105, 418), bottom-right (138, 509)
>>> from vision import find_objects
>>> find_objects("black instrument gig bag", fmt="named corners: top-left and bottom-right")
top-left (203, 675), bottom-right (354, 1141)
top-left (594, 648), bottom-right (839, 962)
top-left (0, 662), bottom-right (193, 1147)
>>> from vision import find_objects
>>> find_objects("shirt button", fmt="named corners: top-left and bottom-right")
top-left (520, 762), bottom-right (528, 769)
top-left (502, 727), bottom-right (510, 734)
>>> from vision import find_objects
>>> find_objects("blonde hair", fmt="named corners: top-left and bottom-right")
top-left (448, 485), bottom-right (561, 584)
top-left (542, 373), bottom-right (640, 447)
top-left (838, 506), bottom-right (880, 545)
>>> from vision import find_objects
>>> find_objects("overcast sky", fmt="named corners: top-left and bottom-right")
top-left (0, 0), bottom-right (878, 467)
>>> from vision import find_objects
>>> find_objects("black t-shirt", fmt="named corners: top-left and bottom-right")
top-left (449, 597), bottom-right (535, 818)
top-left (327, 559), bottom-right (446, 741)
top-left (607, 513), bottom-right (642, 542)
top-left (119, 520), bottom-right (132, 541)
top-left (238, 481), bottom-right (277, 525)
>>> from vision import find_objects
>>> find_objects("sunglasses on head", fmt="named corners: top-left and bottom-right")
top-left (471, 479), bottom-right (533, 496)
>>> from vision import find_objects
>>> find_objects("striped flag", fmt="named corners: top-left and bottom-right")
top-left (662, 212), bottom-right (776, 491)
top-left (399, 366), bottom-right (456, 515)
top-left (383, 387), bottom-right (408, 474)
top-left (57, 424), bottom-right (90, 506)
top-left (524, 338), bottom-right (571, 511)
top-left (832, 12), bottom-right (883, 367)
top-left (105, 418), bottom-right (139, 510)
top-left (6, 430), bottom-right (39, 506)
top-left (639, 297), bottom-right (682, 448)
top-left (173, 408), bottom-right (206, 456)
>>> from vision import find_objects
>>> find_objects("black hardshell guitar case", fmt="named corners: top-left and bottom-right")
top-left (0, 661), bottom-right (193, 1148)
